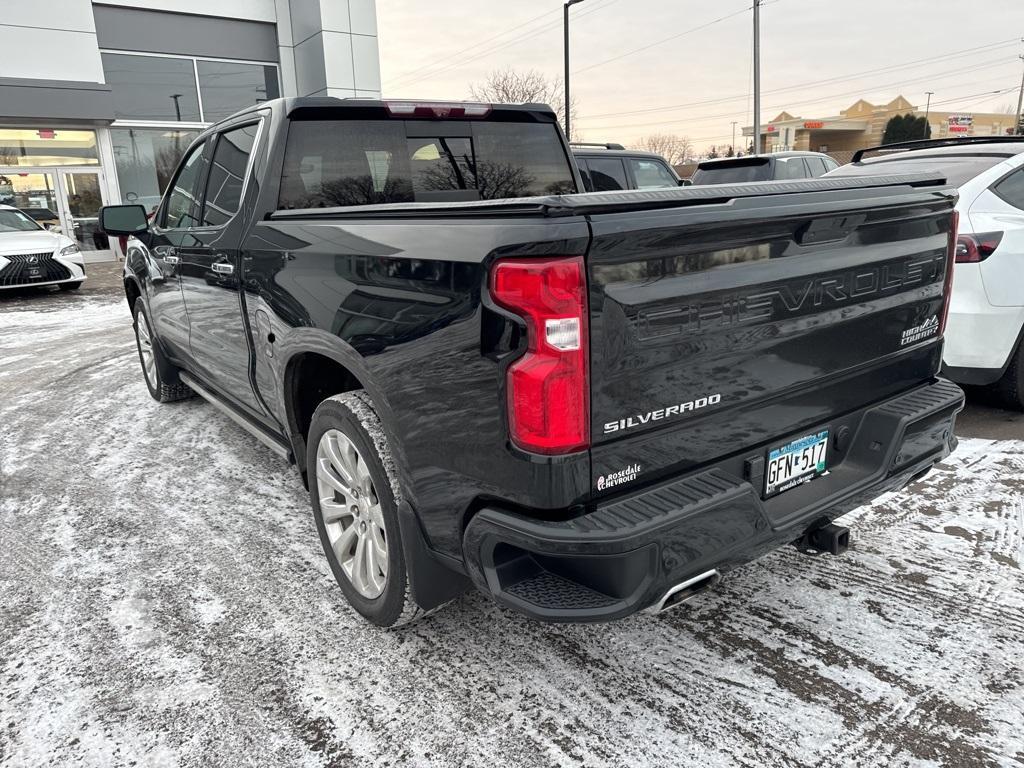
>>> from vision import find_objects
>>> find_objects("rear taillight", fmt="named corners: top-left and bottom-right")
top-left (490, 256), bottom-right (589, 455)
top-left (940, 211), bottom-right (958, 337)
top-left (955, 231), bottom-right (1003, 263)
top-left (385, 101), bottom-right (492, 119)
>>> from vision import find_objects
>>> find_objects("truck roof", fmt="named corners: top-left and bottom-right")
top-left (214, 96), bottom-right (560, 126)
top-left (697, 151), bottom-right (832, 167)
top-left (570, 146), bottom-right (671, 162)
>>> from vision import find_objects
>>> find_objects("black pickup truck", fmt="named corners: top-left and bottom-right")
top-left (100, 97), bottom-right (965, 627)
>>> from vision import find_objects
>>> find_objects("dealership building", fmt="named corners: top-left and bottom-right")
top-left (743, 95), bottom-right (1021, 156)
top-left (0, 0), bottom-right (381, 261)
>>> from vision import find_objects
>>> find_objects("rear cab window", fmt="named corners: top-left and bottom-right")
top-left (690, 158), bottom-right (771, 185)
top-left (278, 119), bottom-right (576, 208)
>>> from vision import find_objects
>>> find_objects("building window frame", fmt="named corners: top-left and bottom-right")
top-left (100, 48), bottom-right (281, 127)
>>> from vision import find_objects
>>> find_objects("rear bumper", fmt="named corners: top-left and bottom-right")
top-left (462, 378), bottom-right (965, 622)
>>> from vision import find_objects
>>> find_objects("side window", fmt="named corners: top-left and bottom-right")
top-left (992, 168), bottom-right (1024, 211)
top-left (161, 141), bottom-right (207, 229)
top-left (586, 158), bottom-right (628, 191)
top-left (824, 158), bottom-right (840, 172)
top-left (201, 123), bottom-right (259, 227)
top-left (630, 158), bottom-right (678, 189)
top-left (775, 158), bottom-right (807, 180)
top-left (578, 160), bottom-right (595, 192)
top-left (805, 157), bottom-right (828, 177)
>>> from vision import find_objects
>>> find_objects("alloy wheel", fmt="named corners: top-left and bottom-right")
top-left (315, 429), bottom-right (389, 599)
top-left (136, 314), bottom-right (157, 388)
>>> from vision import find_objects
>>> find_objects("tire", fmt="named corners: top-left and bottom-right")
top-left (132, 297), bottom-right (193, 403)
top-left (59, 281), bottom-right (83, 291)
top-left (307, 391), bottom-right (425, 628)
top-left (991, 339), bottom-right (1024, 411)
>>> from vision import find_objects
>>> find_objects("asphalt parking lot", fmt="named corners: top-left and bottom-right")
top-left (2, 263), bottom-right (1023, 767)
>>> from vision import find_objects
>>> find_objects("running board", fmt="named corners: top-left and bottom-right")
top-left (179, 372), bottom-right (292, 460)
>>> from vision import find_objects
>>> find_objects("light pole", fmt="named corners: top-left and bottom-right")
top-left (170, 93), bottom-right (183, 122)
top-left (753, 0), bottom-right (761, 154)
top-left (1015, 55), bottom-right (1024, 136)
top-left (564, 0), bottom-right (585, 141)
top-left (924, 91), bottom-right (934, 138)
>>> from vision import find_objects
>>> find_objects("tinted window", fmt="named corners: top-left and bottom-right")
top-left (101, 53), bottom-right (201, 122)
top-left (162, 142), bottom-right (206, 229)
top-left (407, 137), bottom-right (477, 201)
top-left (993, 168), bottom-right (1024, 210)
top-left (630, 158), bottom-right (678, 189)
top-left (585, 158), bottom-right (628, 192)
top-left (201, 124), bottom-right (258, 226)
top-left (197, 61), bottom-right (280, 122)
top-left (690, 160), bottom-right (771, 185)
top-left (578, 161), bottom-right (595, 192)
top-left (279, 120), bottom-right (575, 208)
top-left (826, 154), bottom-right (1008, 187)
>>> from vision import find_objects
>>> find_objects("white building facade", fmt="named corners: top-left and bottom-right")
top-left (0, 0), bottom-right (381, 261)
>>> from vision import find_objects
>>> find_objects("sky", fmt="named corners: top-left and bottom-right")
top-left (376, 0), bottom-right (1024, 152)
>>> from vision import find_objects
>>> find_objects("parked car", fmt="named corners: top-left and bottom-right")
top-left (0, 204), bottom-right (85, 290)
top-left (18, 206), bottom-right (61, 231)
top-left (690, 151), bottom-right (839, 185)
top-left (826, 136), bottom-right (1024, 409)
top-left (571, 142), bottom-right (685, 191)
top-left (100, 97), bottom-right (963, 628)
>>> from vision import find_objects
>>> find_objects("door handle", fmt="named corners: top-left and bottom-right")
top-left (164, 255), bottom-right (180, 265)
top-left (211, 262), bottom-right (234, 275)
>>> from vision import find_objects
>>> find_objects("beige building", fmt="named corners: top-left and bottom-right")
top-left (742, 95), bottom-right (1020, 155)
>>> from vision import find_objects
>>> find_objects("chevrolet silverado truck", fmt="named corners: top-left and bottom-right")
top-left (99, 97), bottom-right (965, 627)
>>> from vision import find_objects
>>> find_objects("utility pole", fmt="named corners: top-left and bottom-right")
top-left (1015, 55), bottom-right (1024, 136)
top-left (923, 91), bottom-right (934, 138)
top-left (731, 121), bottom-right (738, 154)
top-left (753, 0), bottom-right (761, 154)
top-left (563, 0), bottom-right (585, 142)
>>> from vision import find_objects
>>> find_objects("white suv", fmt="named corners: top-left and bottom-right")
top-left (828, 137), bottom-right (1024, 409)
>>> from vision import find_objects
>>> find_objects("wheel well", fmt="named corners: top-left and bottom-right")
top-left (286, 353), bottom-right (363, 471)
top-left (124, 277), bottom-right (141, 310)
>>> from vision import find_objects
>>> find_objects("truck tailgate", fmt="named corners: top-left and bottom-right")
top-left (584, 178), bottom-right (957, 499)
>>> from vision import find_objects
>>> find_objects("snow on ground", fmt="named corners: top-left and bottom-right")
top-left (1, 276), bottom-right (1023, 767)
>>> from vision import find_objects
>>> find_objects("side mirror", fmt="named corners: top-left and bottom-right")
top-left (99, 204), bottom-right (149, 236)
top-left (679, 178), bottom-right (692, 186)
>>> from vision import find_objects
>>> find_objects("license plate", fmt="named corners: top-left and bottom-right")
top-left (765, 430), bottom-right (829, 497)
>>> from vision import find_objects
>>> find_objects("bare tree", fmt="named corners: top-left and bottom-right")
top-left (469, 68), bottom-right (579, 139)
top-left (633, 133), bottom-right (694, 165)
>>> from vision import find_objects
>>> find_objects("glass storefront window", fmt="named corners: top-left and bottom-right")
top-left (0, 172), bottom-right (60, 218)
top-left (198, 61), bottom-right (280, 122)
top-left (102, 53), bottom-right (202, 122)
top-left (110, 128), bottom-right (200, 212)
top-left (0, 129), bottom-right (99, 167)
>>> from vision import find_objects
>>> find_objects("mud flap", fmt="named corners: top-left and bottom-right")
top-left (398, 501), bottom-right (472, 611)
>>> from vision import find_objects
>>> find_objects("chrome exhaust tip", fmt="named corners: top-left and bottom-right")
top-left (646, 569), bottom-right (721, 614)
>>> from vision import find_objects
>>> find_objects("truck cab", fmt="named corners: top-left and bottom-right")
top-left (100, 97), bottom-right (964, 628)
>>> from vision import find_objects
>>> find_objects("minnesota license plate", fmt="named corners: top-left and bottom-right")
top-left (765, 430), bottom-right (829, 497)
